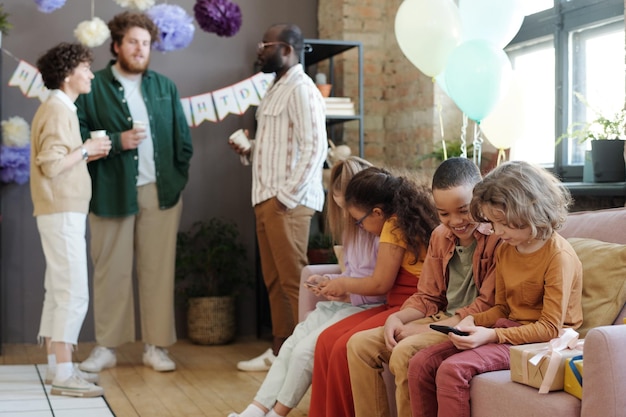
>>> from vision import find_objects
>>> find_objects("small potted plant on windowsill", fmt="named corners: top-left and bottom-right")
top-left (175, 218), bottom-right (253, 345)
top-left (558, 92), bottom-right (626, 182)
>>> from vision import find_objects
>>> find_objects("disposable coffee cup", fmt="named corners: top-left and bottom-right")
top-left (229, 129), bottom-right (250, 151)
top-left (90, 130), bottom-right (106, 139)
top-left (133, 120), bottom-right (146, 130)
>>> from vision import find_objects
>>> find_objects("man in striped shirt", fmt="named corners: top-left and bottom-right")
top-left (230, 23), bottom-right (327, 372)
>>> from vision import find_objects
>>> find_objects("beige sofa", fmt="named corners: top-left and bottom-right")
top-left (299, 207), bottom-right (626, 417)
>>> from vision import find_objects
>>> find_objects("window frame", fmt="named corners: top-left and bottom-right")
top-left (508, 0), bottom-right (624, 181)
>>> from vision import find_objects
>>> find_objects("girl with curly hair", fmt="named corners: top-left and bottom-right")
top-left (309, 166), bottom-right (440, 417)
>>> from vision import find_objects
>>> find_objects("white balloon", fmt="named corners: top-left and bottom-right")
top-left (394, 0), bottom-right (462, 77)
top-left (481, 72), bottom-right (526, 149)
top-left (459, 0), bottom-right (525, 49)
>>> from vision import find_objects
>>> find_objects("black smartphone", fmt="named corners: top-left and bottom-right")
top-left (429, 324), bottom-right (469, 336)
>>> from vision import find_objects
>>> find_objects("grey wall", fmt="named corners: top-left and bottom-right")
top-left (0, 0), bottom-right (319, 343)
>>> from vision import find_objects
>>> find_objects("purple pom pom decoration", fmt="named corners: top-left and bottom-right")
top-left (34, 0), bottom-right (67, 13)
top-left (194, 0), bottom-right (242, 38)
top-left (0, 145), bottom-right (30, 185)
top-left (146, 4), bottom-right (195, 52)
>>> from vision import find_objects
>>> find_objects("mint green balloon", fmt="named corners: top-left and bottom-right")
top-left (445, 39), bottom-right (512, 122)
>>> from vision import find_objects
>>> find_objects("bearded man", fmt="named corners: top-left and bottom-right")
top-left (76, 11), bottom-right (193, 374)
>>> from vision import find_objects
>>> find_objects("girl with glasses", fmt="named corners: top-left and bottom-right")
top-left (309, 166), bottom-right (440, 417)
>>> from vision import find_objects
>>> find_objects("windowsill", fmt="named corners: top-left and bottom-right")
top-left (563, 182), bottom-right (626, 197)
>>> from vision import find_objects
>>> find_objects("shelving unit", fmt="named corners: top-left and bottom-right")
top-left (301, 39), bottom-right (363, 157)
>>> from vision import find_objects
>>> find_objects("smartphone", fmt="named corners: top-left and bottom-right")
top-left (429, 324), bottom-right (469, 336)
top-left (304, 282), bottom-right (319, 289)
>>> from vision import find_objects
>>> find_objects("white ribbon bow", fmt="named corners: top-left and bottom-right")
top-left (526, 328), bottom-right (584, 394)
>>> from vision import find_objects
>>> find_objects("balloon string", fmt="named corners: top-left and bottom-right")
top-left (91, 0), bottom-right (94, 18)
top-left (460, 113), bottom-right (468, 158)
top-left (473, 123), bottom-right (483, 167)
top-left (497, 148), bottom-right (507, 166)
top-left (436, 102), bottom-right (447, 160)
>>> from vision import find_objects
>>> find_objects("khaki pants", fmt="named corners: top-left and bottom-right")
top-left (89, 183), bottom-right (182, 347)
top-left (254, 197), bottom-right (314, 338)
top-left (347, 313), bottom-right (449, 417)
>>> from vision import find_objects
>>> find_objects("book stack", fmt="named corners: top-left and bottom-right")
top-left (324, 97), bottom-right (355, 116)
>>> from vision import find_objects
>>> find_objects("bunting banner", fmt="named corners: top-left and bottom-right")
top-left (6, 54), bottom-right (276, 127)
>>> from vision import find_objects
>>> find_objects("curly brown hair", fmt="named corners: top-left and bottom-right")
top-left (345, 167), bottom-right (439, 264)
top-left (108, 11), bottom-right (159, 57)
top-left (36, 42), bottom-right (93, 90)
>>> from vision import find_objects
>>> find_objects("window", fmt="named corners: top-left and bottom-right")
top-left (505, 0), bottom-right (624, 180)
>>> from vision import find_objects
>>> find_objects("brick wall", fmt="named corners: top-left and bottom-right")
top-left (317, 0), bottom-right (471, 174)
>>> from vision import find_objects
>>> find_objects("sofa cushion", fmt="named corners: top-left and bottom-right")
top-left (568, 237), bottom-right (626, 337)
top-left (560, 207), bottom-right (626, 245)
top-left (471, 370), bottom-right (581, 417)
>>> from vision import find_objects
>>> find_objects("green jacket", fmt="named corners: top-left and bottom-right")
top-left (76, 61), bottom-right (193, 217)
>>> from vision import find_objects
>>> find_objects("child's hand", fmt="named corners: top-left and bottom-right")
top-left (384, 314), bottom-right (403, 349)
top-left (319, 277), bottom-right (346, 298)
top-left (449, 326), bottom-right (497, 350)
top-left (304, 274), bottom-right (328, 296)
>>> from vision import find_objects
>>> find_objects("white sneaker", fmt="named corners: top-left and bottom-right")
top-left (236, 348), bottom-right (276, 372)
top-left (143, 345), bottom-right (176, 372)
top-left (79, 346), bottom-right (116, 373)
top-left (51, 373), bottom-right (104, 397)
top-left (45, 364), bottom-right (100, 385)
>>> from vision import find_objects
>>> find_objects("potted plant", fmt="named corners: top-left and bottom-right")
top-left (175, 217), bottom-right (252, 345)
top-left (307, 233), bottom-right (336, 264)
top-left (558, 92), bottom-right (626, 182)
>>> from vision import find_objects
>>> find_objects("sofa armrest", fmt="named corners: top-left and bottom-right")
top-left (581, 325), bottom-right (626, 417)
top-left (298, 264), bottom-right (341, 322)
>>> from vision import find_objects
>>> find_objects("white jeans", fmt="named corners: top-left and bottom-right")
top-left (254, 301), bottom-right (381, 410)
top-left (37, 212), bottom-right (89, 344)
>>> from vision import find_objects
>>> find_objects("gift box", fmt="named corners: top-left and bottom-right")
top-left (510, 329), bottom-right (584, 393)
top-left (564, 355), bottom-right (583, 399)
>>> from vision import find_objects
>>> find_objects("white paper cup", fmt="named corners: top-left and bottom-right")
top-left (90, 130), bottom-right (106, 138)
top-left (133, 120), bottom-right (146, 130)
top-left (229, 129), bottom-right (250, 151)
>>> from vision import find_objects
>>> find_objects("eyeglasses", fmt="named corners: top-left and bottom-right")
top-left (354, 210), bottom-right (372, 228)
top-left (257, 41), bottom-right (290, 52)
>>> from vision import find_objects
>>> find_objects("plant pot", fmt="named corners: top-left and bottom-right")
top-left (307, 248), bottom-right (334, 264)
top-left (591, 139), bottom-right (626, 182)
top-left (187, 296), bottom-right (235, 345)
top-left (582, 150), bottom-right (594, 183)
top-left (317, 84), bottom-right (332, 97)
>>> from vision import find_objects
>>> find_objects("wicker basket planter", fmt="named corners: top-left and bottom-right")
top-left (187, 296), bottom-right (235, 345)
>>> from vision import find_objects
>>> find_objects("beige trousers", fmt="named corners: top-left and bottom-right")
top-left (89, 183), bottom-right (182, 348)
top-left (347, 314), bottom-right (449, 417)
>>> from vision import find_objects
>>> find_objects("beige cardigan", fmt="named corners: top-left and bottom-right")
top-left (30, 93), bottom-right (91, 216)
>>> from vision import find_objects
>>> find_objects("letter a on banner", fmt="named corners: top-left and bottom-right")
top-left (190, 92), bottom-right (217, 126)
top-left (232, 78), bottom-right (260, 113)
top-left (213, 86), bottom-right (241, 121)
top-left (9, 60), bottom-right (38, 95)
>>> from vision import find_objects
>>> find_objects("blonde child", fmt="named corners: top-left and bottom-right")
top-left (228, 157), bottom-right (382, 417)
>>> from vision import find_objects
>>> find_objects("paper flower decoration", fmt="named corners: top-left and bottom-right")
top-left (146, 4), bottom-right (195, 52)
top-left (0, 116), bottom-right (31, 185)
top-left (114, 0), bottom-right (155, 11)
top-left (34, 0), bottom-right (66, 13)
top-left (74, 17), bottom-right (111, 48)
top-left (194, 0), bottom-right (242, 38)
top-left (2, 116), bottom-right (30, 147)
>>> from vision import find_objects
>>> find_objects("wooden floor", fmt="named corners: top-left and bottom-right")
top-left (0, 339), bottom-right (311, 417)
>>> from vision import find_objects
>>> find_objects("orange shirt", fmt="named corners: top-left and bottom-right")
top-left (473, 232), bottom-right (583, 345)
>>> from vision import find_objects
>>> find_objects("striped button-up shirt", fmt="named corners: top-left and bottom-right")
top-left (250, 64), bottom-right (327, 211)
